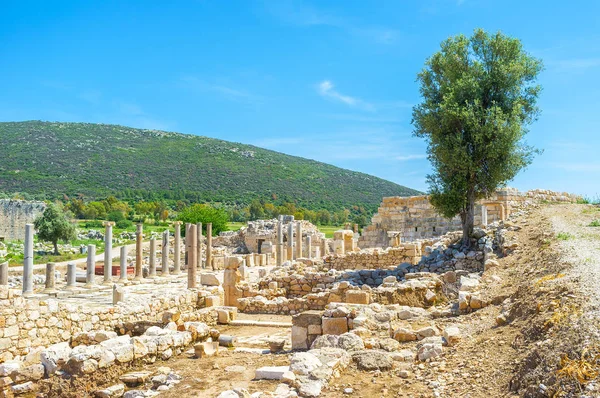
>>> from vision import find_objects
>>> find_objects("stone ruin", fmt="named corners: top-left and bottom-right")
top-left (0, 200), bottom-right (46, 242)
top-left (359, 187), bottom-right (579, 248)
top-left (0, 188), bottom-right (579, 398)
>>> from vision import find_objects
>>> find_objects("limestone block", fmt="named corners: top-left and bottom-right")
top-left (255, 366), bottom-right (290, 380)
top-left (99, 336), bottom-right (134, 364)
top-left (217, 309), bottom-right (230, 324)
top-left (321, 317), bottom-right (348, 335)
top-left (40, 342), bottom-right (71, 376)
top-left (344, 290), bottom-right (370, 305)
top-left (94, 383), bottom-right (125, 398)
top-left (392, 327), bottom-right (417, 342)
top-left (291, 326), bottom-right (308, 350)
top-left (443, 326), bottom-right (461, 347)
top-left (205, 295), bottom-right (220, 307)
top-left (194, 342), bottom-right (218, 358)
top-left (201, 273), bottom-right (221, 286)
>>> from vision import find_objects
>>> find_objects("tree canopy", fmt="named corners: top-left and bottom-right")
top-left (177, 204), bottom-right (229, 235)
top-left (34, 203), bottom-right (77, 255)
top-left (412, 29), bottom-right (543, 246)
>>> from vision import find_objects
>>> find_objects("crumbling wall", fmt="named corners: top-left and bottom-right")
top-left (0, 286), bottom-right (216, 361)
top-left (359, 188), bottom-right (579, 248)
top-left (0, 200), bottom-right (46, 241)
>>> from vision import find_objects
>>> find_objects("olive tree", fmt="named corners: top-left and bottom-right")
top-left (34, 203), bottom-right (76, 255)
top-left (412, 29), bottom-right (542, 247)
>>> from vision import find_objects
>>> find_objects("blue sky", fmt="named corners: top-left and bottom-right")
top-left (1, 0), bottom-right (599, 197)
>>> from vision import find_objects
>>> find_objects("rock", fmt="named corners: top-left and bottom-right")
top-left (100, 336), bottom-right (134, 364)
top-left (123, 391), bottom-right (146, 398)
top-left (383, 276), bottom-right (397, 283)
top-left (458, 291), bottom-right (470, 311)
top-left (291, 326), bottom-right (308, 350)
top-left (200, 273), bottom-right (221, 286)
top-left (0, 361), bottom-right (21, 378)
top-left (322, 317), bottom-right (348, 335)
top-left (416, 326), bottom-right (438, 339)
top-left (345, 290), bottom-right (370, 304)
top-left (255, 366), bottom-right (290, 380)
top-left (459, 276), bottom-right (480, 292)
top-left (94, 383), bottom-right (125, 398)
top-left (379, 338), bottom-right (401, 352)
top-left (393, 327), bottom-right (417, 342)
top-left (443, 326), bottom-right (461, 347)
top-left (470, 294), bottom-right (484, 309)
top-left (290, 352), bottom-right (322, 375)
top-left (194, 342), bottom-right (218, 358)
top-left (390, 349), bottom-right (415, 362)
top-left (337, 333), bottom-right (365, 352)
top-left (120, 371), bottom-right (153, 385)
top-left (11, 381), bottom-right (36, 395)
top-left (268, 339), bottom-right (286, 353)
top-left (417, 342), bottom-right (443, 361)
top-left (496, 314), bottom-right (508, 326)
top-left (484, 259), bottom-right (500, 271)
top-left (344, 387), bottom-right (354, 394)
top-left (310, 335), bottom-right (339, 350)
top-left (352, 351), bottom-right (392, 371)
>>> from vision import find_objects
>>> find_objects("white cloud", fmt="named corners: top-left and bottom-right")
top-left (317, 80), bottom-right (374, 111)
top-left (396, 154), bottom-right (427, 161)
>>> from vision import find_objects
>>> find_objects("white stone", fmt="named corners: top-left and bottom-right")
top-left (255, 366), bottom-right (290, 380)
top-left (200, 273), bottom-right (221, 286)
top-left (290, 352), bottom-right (322, 375)
top-left (40, 342), bottom-right (72, 375)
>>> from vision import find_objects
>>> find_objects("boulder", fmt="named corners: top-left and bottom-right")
top-left (352, 351), bottom-right (392, 371)
top-left (289, 352), bottom-right (322, 376)
top-left (443, 326), bottom-right (461, 347)
top-left (392, 327), bottom-right (417, 342)
top-left (337, 333), bottom-right (364, 352)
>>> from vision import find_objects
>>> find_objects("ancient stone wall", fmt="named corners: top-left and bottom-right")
top-left (359, 188), bottom-right (579, 248)
top-left (325, 243), bottom-right (424, 270)
top-left (0, 286), bottom-right (216, 361)
top-left (0, 200), bottom-right (46, 241)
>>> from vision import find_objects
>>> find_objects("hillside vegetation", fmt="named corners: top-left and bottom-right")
top-left (0, 121), bottom-right (420, 212)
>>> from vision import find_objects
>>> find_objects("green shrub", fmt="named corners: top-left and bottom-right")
top-left (116, 219), bottom-right (133, 229)
top-left (557, 232), bottom-right (574, 240)
top-left (178, 204), bottom-right (229, 235)
top-left (83, 220), bottom-right (103, 228)
top-left (589, 220), bottom-right (600, 227)
top-left (107, 211), bottom-right (125, 222)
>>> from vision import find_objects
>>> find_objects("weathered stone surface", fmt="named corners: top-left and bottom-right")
top-left (194, 342), bottom-right (218, 358)
top-left (352, 351), bottom-right (392, 371)
top-left (321, 317), bottom-right (348, 335)
top-left (120, 371), bottom-right (152, 385)
top-left (201, 273), bottom-right (221, 286)
top-left (255, 366), bottom-right (290, 380)
top-left (392, 327), bottom-right (417, 342)
top-left (290, 352), bottom-right (322, 375)
top-left (291, 326), bottom-right (308, 350)
top-left (443, 326), bottom-right (461, 346)
top-left (417, 342), bottom-right (443, 361)
top-left (345, 290), bottom-right (370, 304)
top-left (310, 335), bottom-right (339, 350)
top-left (337, 333), bottom-right (364, 352)
top-left (94, 383), bottom-right (125, 398)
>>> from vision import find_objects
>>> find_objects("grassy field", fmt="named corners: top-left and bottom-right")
top-left (317, 225), bottom-right (345, 238)
top-left (226, 222), bottom-right (245, 232)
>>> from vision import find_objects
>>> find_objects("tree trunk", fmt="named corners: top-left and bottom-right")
top-left (53, 241), bottom-right (60, 255)
top-left (461, 187), bottom-right (476, 248)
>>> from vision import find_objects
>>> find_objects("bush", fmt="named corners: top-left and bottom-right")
top-left (116, 219), bottom-right (133, 229)
top-left (83, 220), bottom-right (103, 228)
top-left (107, 211), bottom-right (125, 222)
top-left (178, 204), bottom-right (229, 235)
top-left (589, 220), bottom-right (600, 227)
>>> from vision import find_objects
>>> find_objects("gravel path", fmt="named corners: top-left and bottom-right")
top-left (544, 204), bottom-right (600, 310)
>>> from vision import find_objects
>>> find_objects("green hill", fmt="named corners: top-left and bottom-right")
top-left (0, 121), bottom-right (421, 211)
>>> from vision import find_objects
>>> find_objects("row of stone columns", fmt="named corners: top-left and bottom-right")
top-left (14, 221), bottom-right (214, 296)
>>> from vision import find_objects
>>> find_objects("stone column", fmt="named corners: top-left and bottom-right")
top-left (184, 223), bottom-right (191, 270)
top-left (276, 216), bottom-right (284, 266)
top-left (287, 219), bottom-right (294, 261)
top-left (44, 262), bottom-right (57, 293)
top-left (0, 262), bottom-right (8, 285)
top-left (500, 204), bottom-right (506, 221)
top-left (305, 236), bottom-right (312, 259)
top-left (66, 262), bottom-right (77, 290)
top-left (296, 222), bottom-right (302, 259)
top-left (103, 222), bottom-right (114, 285)
top-left (206, 223), bottom-right (213, 270)
top-left (23, 223), bottom-right (34, 296)
top-left (119, 246), bottom-right (128, 282)
top-left (148, 238), bottom-right (157, 278)
top-left (321, 239), bottom-right (328, 257)
top-left (481, 205), bottom-right (488, 226)
top-left (85, 244), bottom-right (96, 287)
top-left (196, 222), bottom-right (203, 269)
top-left (173, 222), bottom-right (182, 275)
top-left (188, 224), bottom-right (197, 289)
top-left (134, 224), bottom-right (143, 281)
top-left (162, 230), bottom-right (170, 276)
